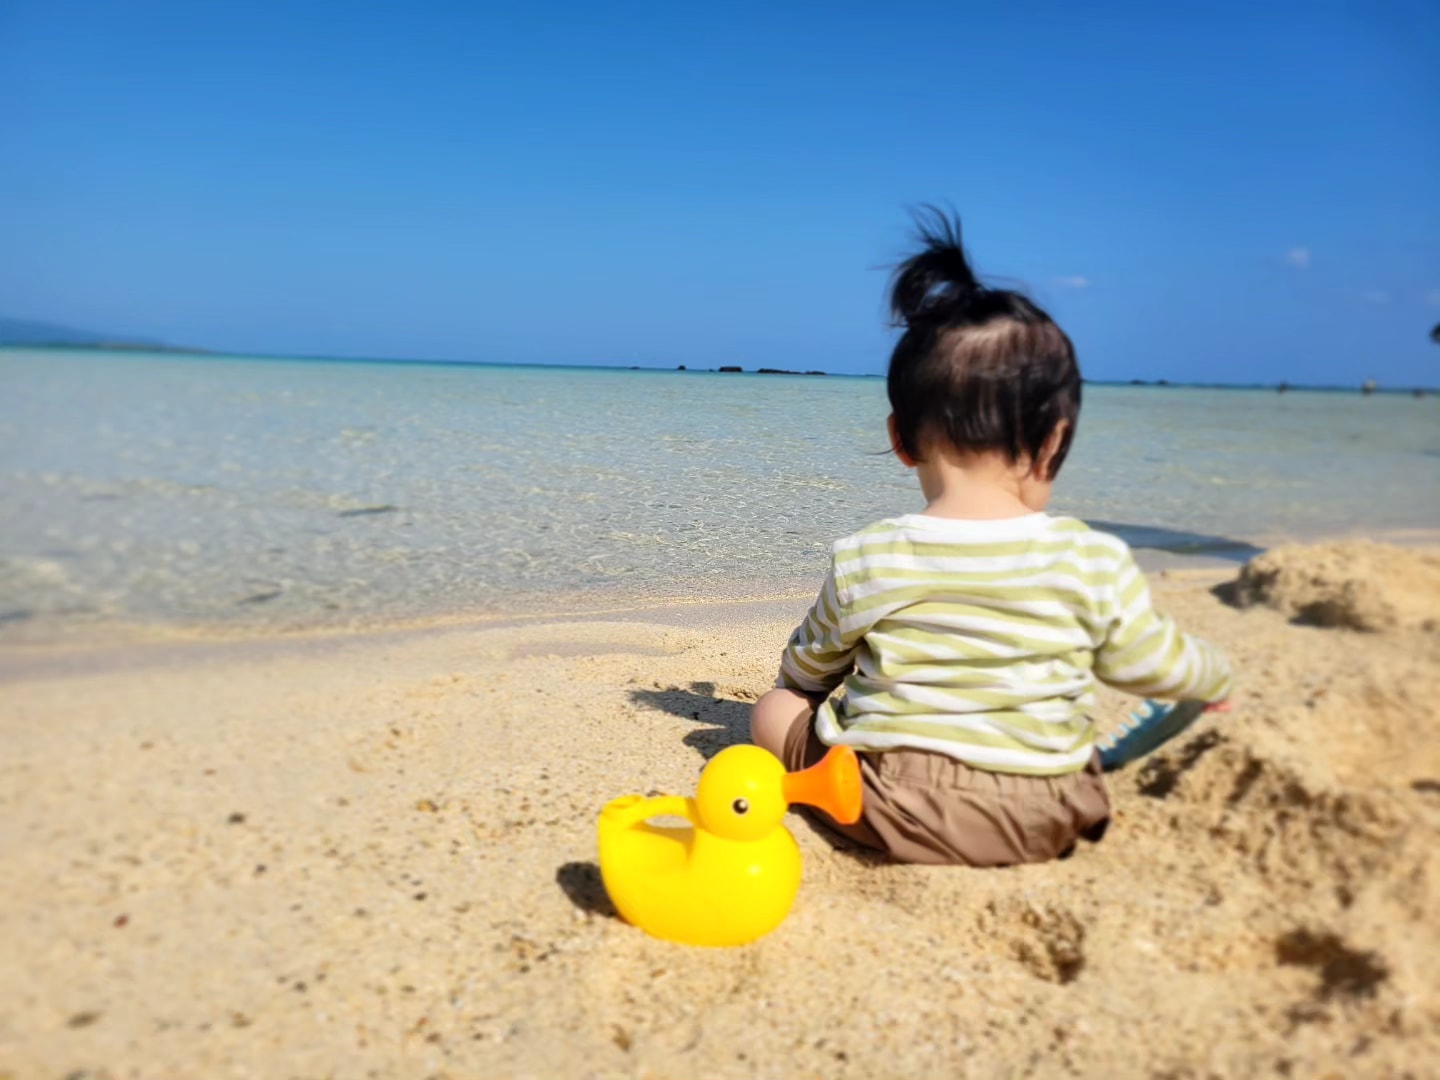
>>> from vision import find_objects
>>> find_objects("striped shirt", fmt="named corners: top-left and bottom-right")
top-left (777, 513), bottom-right (1233, 776)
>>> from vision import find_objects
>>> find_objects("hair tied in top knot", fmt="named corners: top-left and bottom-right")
top-left (889, 206), bottom-right (986, 328)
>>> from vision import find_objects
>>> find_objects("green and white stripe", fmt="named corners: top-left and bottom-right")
top-left (778, 513), bottom-right (1233, 775)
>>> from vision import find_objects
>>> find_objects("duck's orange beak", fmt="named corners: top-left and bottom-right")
top-left (781, 745), bottom-right (863, 825)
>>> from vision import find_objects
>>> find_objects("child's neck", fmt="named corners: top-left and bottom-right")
top-left (914, 451), bottom-right (1045, 521)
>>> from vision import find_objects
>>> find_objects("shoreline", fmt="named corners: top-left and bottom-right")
top-left (0, 558), bottom-right (1288, 685)
top-left (7, 522), bottom-right (1440, 669)
top-left (0, 591), bottom-right (826, 683)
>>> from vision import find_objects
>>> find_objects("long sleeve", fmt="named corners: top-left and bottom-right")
top-left (1094, 548), bottom-right (1233, 702)
top-left (777, 557), bottom-right (867, 696)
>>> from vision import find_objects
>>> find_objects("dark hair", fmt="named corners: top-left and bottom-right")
top-left (886, 208), bottom-right (1080, 479)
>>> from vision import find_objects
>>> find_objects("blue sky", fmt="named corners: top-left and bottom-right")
top-left (2, 1), bottom-right (1437, 385)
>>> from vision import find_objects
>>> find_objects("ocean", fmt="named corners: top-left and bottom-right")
top-left (3, 346), bottom-right (1438, 642)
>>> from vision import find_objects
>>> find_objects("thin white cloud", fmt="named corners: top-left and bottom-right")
top-left (1362, 289), bottom-right (1391, 305)
top-left (1055, 276), bottom-right (1090, 289)
top-left (1284, 247), bottom-right (1311, 269)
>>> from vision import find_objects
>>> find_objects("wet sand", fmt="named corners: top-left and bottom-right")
top-left (2, 543), bottom-right (1438, 1078)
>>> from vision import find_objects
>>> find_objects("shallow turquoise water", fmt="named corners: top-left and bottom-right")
top-left (2, 347), bottom-right (1438, 639)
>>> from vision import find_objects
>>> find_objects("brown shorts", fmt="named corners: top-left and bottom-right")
top-left (781, 716), bottom-right (1111, 867)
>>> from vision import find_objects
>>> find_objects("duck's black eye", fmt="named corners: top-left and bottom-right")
top-left (732, 798), bottom-right (749, 815)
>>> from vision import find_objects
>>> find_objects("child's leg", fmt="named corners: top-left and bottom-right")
top-left (749, 687), bottom-right (818, 760)
top-left (750, 688), bottom-right (891, 854)
top-left (752, 687), bottom-right (1109, 866)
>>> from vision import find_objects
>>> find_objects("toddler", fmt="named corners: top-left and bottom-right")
top-left (750, 211), bottom-right (1232, 866)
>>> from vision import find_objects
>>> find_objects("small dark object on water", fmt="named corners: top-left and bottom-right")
top-left (676, 364), bottom-right (686, 370)
top-left (1362, 379), bottom-right (1377, 396)
top-left (1277, 381), bottom-right (1289, 394)
top-left (718, 365), bottom-right (742, 373)
top-left (337, 504), bottom-right (397, 519)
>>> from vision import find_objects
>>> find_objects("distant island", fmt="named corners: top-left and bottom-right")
top-left (0, 316), bottom-right (203, 353)
top-left (714, 365), bottom-right (827, 376)
top-left (1117, 376), bottom-right (1429, 396)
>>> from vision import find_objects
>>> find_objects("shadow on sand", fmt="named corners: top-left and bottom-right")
top-left (555, 861), bottom-right (617, 918)
top-left (1088, 520), bottom-right (1265, 563)
top-left (628, 680), bottom-right (753, 762)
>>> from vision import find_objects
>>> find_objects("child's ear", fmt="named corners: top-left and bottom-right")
top-left (887, 414), bottom-right (917, 467)
top-left (1033, 420), bottom-right (1071, 478)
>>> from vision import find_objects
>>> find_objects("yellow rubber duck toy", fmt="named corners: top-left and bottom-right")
top-left (596, 743), bottom-right (862, 947)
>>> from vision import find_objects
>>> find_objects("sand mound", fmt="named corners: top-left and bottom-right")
top-left (1221, 541), bottom-right (1440, 632)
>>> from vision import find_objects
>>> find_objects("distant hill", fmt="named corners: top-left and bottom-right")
top-left (0, 316), bottom-right (168, 349)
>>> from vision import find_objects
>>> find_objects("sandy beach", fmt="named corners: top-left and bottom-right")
top-left (2, 541), bottom-right (1438, 1078)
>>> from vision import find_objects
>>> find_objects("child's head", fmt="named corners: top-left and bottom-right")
top-left (886, 210), bottom-right (1081, 485)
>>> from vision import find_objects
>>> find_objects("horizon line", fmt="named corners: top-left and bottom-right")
top-left (1, 341), bottom-right (1436, 395)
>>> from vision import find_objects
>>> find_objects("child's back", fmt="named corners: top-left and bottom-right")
top-left (788, 512), bottom-right (1229, 774)
top-left (750, 211), bottom-right (1231, 865)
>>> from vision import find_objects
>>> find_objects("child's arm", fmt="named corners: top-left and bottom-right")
top-left (776, 557), bottom-right (867, 697)
top-left (1094, 548), bottom-right (1233, 703)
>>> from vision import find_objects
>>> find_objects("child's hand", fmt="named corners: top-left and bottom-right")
top-left (1203, 700), bottom-right (1232, 713)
